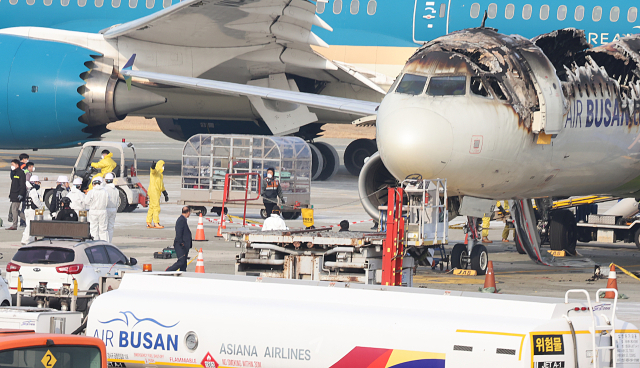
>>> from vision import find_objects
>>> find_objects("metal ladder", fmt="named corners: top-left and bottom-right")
top-left (564, 289), bottom-right (619, 368)
top-left (402, 178), bottom-right (448, 247)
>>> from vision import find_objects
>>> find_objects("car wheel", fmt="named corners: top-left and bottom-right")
top-left (77, 284), bottom-right (99, 312)
top-left (117, 188), bottom-right (128, 213)
top-left (1, 300), bottom-right (9, 306)
top-left (634, 227), bottom-right (640, 251)
top-left (260, 209), bottom-right (268, 219)
top-left (124, 204), bottom-right (137, 212)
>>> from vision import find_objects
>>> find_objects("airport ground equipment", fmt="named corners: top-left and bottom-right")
top-left (40, 141), bottom-right (147, 213)
top-left (179, 134), bottom-right (311, 219)
top-left (0, 307), bottom-right (82, 334)
top-left (86, 272), bottom-right (640, 368)
top-left (575, 198), bottom-right (640, 251)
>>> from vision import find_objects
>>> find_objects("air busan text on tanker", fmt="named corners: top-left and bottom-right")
top-left (0, 1), bottom-right (637, 181)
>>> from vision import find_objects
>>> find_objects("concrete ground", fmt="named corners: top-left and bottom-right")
top-left (1, 130), bottom-right (639, 326)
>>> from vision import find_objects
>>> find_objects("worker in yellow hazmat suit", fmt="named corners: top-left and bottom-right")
top-left (90, 150), bottom-right (117, 189)
top-left (147, 160), bottom-right (168, 229)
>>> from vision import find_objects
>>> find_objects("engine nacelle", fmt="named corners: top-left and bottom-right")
top-left (358, 152), bottom-right (396, 221)
top-left (0, 35), bottom-right (166, 149)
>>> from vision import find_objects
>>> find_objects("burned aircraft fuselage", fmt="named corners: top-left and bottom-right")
top-left (375, 27), bottom-right (640, 200)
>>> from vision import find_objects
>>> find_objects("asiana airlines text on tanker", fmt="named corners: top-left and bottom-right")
top-left (220, 343), bottom-right (312, 361)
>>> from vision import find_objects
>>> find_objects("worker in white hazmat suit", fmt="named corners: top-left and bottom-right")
top-left (65, 177), bottom-right (86, 213)
top-left (85, 176), bottom-right (109, 241)
top-left (104, 173), bottom-right (119, 242)
top-left (22, 175), bottom-right (45, 245)
top-left (261, 207), bottom-right (288, 231)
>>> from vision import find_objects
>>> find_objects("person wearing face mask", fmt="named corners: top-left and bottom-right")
top-left (104, 173), bottom-right (119, 242)
top-left (85, 176), bottom-right (109, 241)
top-left (147, 160), bottom-right (168, 229)
top-left (7, 160), bottom-right (26, 230)
top-left (65, 177), bottom-right (86, 213)
top-left (89, 150), bottom-right (116, 190)
top-left (22, 175), bottom-right (44, 244)
top-left (261, 167), bottom-right (284, 218)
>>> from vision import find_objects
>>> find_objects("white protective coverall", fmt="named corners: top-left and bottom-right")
top-left (104, 183), bottom-right (119, 243)
top-left (85, 184), bottom-right (109, 241)
top-left (22, 187), bottom-right (44, 244)
top-left (261, 214), bottom-right (289, 231)
top-left (65, 186), bottom-right (86, 213)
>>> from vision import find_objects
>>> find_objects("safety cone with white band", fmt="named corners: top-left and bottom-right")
top-left (195, 213), bottom-right (207, 241)
top-left (604, 264), bottom-right (618, 299)
top-left (195, 248), bottom-right (205, 273)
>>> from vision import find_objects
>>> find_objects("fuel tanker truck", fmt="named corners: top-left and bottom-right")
top-left (86, 272), bottom-right (640, 368)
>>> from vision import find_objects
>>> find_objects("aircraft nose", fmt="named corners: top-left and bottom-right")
top-left (377, 107), bottom-right (453, 180)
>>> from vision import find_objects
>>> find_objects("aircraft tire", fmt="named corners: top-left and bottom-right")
top-left (313, 142), bottom-right (340, 181)
top-left (43, 190), bottom-right (54, 211)
top-left (309, 143), bottom-right (324, 181)
top-left (344, 139), bottom-right (377, 176)
top-left (470, 244), bottom-right (488, 275)
top-left (634, 227), bottom-right (640, 251)
top-left (450, 243), bottom-right (469, 270)
top-left (549, 210), bottom-right (577, 254)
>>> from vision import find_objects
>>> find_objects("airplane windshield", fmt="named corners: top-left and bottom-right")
top-left (427, 76), bottom-right (466, 96)
top-left (395, 74), bottom-right (428, 95)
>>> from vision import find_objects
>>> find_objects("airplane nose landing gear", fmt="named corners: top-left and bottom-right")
top-left (451, 217), bottom-right (489, 275)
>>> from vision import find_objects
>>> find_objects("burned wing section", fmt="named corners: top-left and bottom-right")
top-left (406, 28), bottom-right (565, 132)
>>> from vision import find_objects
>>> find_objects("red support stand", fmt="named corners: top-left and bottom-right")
top-left (382, 187), bottom-right (405, 286)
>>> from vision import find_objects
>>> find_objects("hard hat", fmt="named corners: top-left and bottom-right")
top-left (57, 175), bottom-right (69, 183)
top-left (72, 178), bottom-right (83, 185)
top-left (93, 176), bottom-right (103, 184)
top-left (30, 175), bottom-right (39, 182)
top-left (105, 173), bottom-right (114, 180)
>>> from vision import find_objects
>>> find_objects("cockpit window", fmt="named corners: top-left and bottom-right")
top-left (395, 74), bottom-right (428, 95)
top-left (470, 77), bottom-right (490, 97)
top-left (427, 76), bottom-right (466, 96)
top-left (486, 77), bottom-right (508, 100)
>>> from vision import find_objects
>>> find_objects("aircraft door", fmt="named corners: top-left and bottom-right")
top-left (413, 1), bottom-right (449, 44)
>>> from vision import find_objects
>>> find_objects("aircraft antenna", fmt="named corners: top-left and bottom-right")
top-left (481, 10), bottom-right (488, 28)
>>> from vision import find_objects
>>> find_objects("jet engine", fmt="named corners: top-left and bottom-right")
top-left (357, 152), bottom-right (397, 221)
top-left (0, 35), bottom-right (165, 149)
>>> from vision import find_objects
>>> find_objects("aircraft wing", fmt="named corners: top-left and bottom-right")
top-left (121, 69), bottom-right (380, 117)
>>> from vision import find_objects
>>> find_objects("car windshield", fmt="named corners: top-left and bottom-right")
top-left (427, 76), bottom-right (467, 96)
top-left (13, 247), bottom-right (75, 264)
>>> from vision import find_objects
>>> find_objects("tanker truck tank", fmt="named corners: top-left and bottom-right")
top-left (86, 273), bottom-right (640, 368)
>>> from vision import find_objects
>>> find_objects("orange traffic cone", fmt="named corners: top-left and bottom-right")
top-left (216, 215), bottom-right (227, 237)
top-left (604, 264), bottom-right (619, 299)
top-left (195, 213), bottom-right (207, 241)
top-left (480, 261), bottom-right (498, 293)
top-left (195, 248), bottom-right (205, 273)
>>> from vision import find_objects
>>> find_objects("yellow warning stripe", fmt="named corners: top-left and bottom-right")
top-left (456, 329), bottom-right (526, 360)
top-left (611, 263), bottom-right (640, 282)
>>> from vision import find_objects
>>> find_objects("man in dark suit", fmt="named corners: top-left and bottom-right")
top-left (166, 206), bottom-right (192, 271)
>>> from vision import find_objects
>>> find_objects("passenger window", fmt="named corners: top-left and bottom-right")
top-left (505, 4), bottom-right (515, 19)
top-left (487, 77), bottom-right (507, 100)
top-left (488, 3), bottom-right (497, 19)
top-left (592, 6), bottom-right (602, 21)
top-left (112, 0), bottom-right (120, 8)
top-left (557, 5), bottom-right (567, 20)
top-left (470, 77), bottom-right (490, 97)
top-left (540, 5), bottom-right (549, 20)
top-left (575, 5), bottom-right (585, 21)
top-left (610, 6), bottom-right (620, 22)
top-left (146, 0), bottom-right (152, 8)
top-left (27, 0), bottom-right (34, 5)
top-left (85, 246), bottom-right (109, 264)
top-left (78, 0), bottom-right (86, 7)
top-left (470, 3), bottom-right (480, 18)
top-left (522, 4), bottom-right (532, 20)
top-left (628, 7), bottom-right (637, 23)
top-left (395, 74), bottom-right (428, 95)
top-left (95, 0), bottom-right (103, 7)
top-left (317, 1), bottom-right (325, 14)
top-left (367, 0), bottom-right (376, 15)
top-left (162, 0), bottom-right (169, 7)
top-left (333, 0), bottom-right (342, 14)
top-left (9, 0), bottom-right (17, 5)
top-left (61, 0), bottom-right (69, 6)
top-left (106, 246), bottom-right (128, 265)
top-left (439, 3), bottom-right (446, 17)
top-left (427, 76), bottom-right (466, 96)
top-left (129, 0), bottom-right (136, 7)
top-left (350, 0), bottom-right (358, 14)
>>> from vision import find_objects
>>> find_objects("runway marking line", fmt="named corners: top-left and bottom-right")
top-left (456, 329), bottom-right (526, 360)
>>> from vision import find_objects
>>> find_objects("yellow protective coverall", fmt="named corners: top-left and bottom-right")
top-left (90, 153), bottom-right (117, 189)
top-left (146, 160), bottom-right (166, 226)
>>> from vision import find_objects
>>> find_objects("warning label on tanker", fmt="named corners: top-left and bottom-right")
top-left (616, 333), bottom-right (640, 364)
top-left (533, 335), bottom-right (564, 355)
top-left (201, 352), bottom-right (219, 368)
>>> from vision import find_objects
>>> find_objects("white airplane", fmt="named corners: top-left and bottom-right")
top-left (120, 26), bottom-right (640, 273)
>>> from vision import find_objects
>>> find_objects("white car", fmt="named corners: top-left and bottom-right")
top-left (5, 240), bottom-right (140, 307)
top-left (0, 277), bottom-right (11, 307)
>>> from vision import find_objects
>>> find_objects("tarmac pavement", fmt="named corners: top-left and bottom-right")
top-left (1, 130), bottom-right (639, 327)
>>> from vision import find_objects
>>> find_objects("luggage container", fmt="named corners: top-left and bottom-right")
top-left (179, 134), bottom-right (312, 219)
